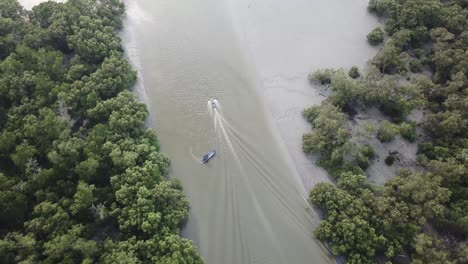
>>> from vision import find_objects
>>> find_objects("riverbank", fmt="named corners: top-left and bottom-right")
top-left (6, 1), bottom-right (203, 263)
top-left (227, 0), bottom-right (380, 191)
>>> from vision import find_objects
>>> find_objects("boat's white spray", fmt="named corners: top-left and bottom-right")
top-left (211, 101), bottom-right (326, 245)
top-left (209, 100), bottom-right (289, 263)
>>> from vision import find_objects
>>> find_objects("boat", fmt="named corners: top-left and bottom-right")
top-left (202, 150), bottom-right (216, 163)
top-left (210, 99), bottom-right (216, 108)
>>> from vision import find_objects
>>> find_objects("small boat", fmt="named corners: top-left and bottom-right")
top-left (202, 150), bottom-right (216, 163)
top-left (210, 99), bottom-right (217, 109)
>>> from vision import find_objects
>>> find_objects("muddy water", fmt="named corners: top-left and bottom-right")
top-left (121, 0), bottom-right (338, 263)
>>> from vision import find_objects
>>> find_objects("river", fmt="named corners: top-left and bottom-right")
top-left (121, 0), bottom-right (379, 263)
top-left (20, 0), bottom-right (378, 263)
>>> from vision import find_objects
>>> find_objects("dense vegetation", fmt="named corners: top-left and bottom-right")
top-left (304, 0), bottom-right (467, 263)
top-left (0, 0), bottom-right (202, 263)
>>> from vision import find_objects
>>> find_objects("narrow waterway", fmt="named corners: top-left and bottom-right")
top-left (120, 0), bottom-right (380, 263)
top-left (121, 0), bottom-right (337, 263)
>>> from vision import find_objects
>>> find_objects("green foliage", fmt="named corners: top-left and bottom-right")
top-left (308, 68), bottom-right (336, 84)
top-left (385, 170), bottom-right (451, 225)
top-left (67, 16), bottom-right (122, 64)
top-left (337, 172), bottom-right (367, 192)
top-left (0, 0), bottom-right (201, 263)
top-left (0, 0), bottom-right (24, 20)
top-left (348, 66), bottom-right (360, 79)
top-left (360, 67), bottom-right (426, 118)
top-left (101, 235), bottom-right (203, 264)
top-left (385, 155), bottom-right (395, 166)
top-left (310, 169), bottom-right (452, 262)
top-left (310, 183), bottom-right (384, 262)
top-left (361, 144), bottom-right (375, 159)
top-left (409, 58), bottom-right (422, 73)
top-left (372, 43), bottom-right (407, 73)
top-left (377, 121), bottom-right (400, 142)
top-left (302, 103), bottom-right (349, 155)
top-left (367, 27), bottom-right (384, 45)
top-left (306, 1), bottom-right (468, 262)
top-left (70, 181), bottom-right (94, 216)
top-left (327, 70), bottom-right (359, 109)
top-left (411, 234), bottom-right (450, 264)
top-left (399, 122), bottom-right (416, 142)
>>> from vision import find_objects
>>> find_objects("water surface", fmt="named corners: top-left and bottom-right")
top-left (121, 0), bottom-right (337, 263)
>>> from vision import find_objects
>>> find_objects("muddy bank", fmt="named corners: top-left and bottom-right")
top-left (227, 0), bottom-right (380, 192)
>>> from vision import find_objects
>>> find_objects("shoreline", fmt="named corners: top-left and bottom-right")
top-left (227, 0), bottom-right (380, 192)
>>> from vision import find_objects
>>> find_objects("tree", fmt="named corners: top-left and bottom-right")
top-left (367, 27), bottom-right (384, 45)
top-left (42, 224), bottom-right (98, 263)
top-left (155, 233), bottom-right (204, 264)
top-left (67, 15), bottom-right (122, 63)
top-left (409, 59), bottom-right (422, 73)
top-left (0, 1), bottom-right (202, 262)
top-left (0, 232), bottom-right (38, 263)
top-left (425, 111), bottom-right (467, 140)
top-left (302, 103), bottom-right (349, 154)
top-left (0, 0), bottom-right (25, 20)
top-left (372, 43), bottom-right (407, 73)
top-left (70, 181), bottom-right (95, 216)
top-left (399, 122), bottom-right (416, 142)
top-left (0, 173), bottom-right (28, 229)
top-left (348, 66), bottom-right (360, 79)
top-left (306, 0), bottom-right (468, 262)
top-left (308, 68), bottom-right (336, 84)
top-left (384, 170), bottom-right (451, 225)
top-left (24, 202), bottom-right (72, 239)
top-left (411, 234), bottom-right (450, 264)
top-left (310, 183), bottom-right (385, 262)
top-left (360, 68), bottom-right (426, 117)
top-left (327, 70), bottom-right (359, 109)
top-left (377, 121), bottom-right (399, 142)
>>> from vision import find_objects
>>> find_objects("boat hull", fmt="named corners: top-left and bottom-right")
top-left (202, 150), bottom-right (216, 163)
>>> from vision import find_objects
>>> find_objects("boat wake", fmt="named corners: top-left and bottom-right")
top-left (209, 105), bottom-right (331, 262)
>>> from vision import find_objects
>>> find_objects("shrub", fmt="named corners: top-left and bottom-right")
top-left (409, 59), bottom-right (422, 73)
top-left (378, 121), bottom-right (400, 142)
top-left (302, 103), bottom-right (349, 154)
top-left (356, 153), bottom-right (370, 169)
top-left (361, 144), bottom-right (375, 159)
top-left (385, 155), bottom-right (396, 165)
top-left (303, 105), bottom-right (320, 123)
top-left (308, 68), bottom-right (336, 84)
top-left (327, 70), bottom-right (359, 108)
top-left (367, 27), bottom-right (384, 45)
top-left (348, 66), bottom-right (360, 79)
top-left (413, 49), bottom-right (426, 59)
top-left (399, 122), bottom-right (416, 142)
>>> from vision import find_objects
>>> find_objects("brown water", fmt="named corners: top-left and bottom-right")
top-left (120, 0), bottom-right (380, 263)
top-left (19, 0), bottom-right (377, 263)
top-left (121, 0), bottom-right (335, 263)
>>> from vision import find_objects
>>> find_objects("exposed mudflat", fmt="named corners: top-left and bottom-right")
top-left (228, 0), bottom-right (380, 191)
top-left (351, 108), bottom-right (422, 185)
